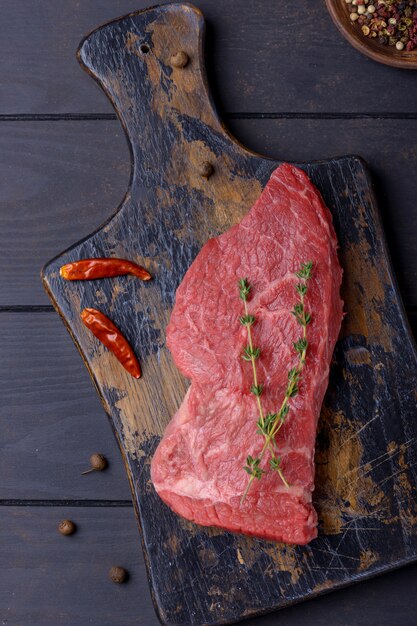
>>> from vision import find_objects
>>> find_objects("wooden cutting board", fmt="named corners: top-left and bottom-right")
top-left (42, 3), bottom-right (417, 624)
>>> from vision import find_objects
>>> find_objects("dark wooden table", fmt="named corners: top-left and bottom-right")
top-left (2, 2), bottom-right (417, 624)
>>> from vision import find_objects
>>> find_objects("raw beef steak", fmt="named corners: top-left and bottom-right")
top-left (151, 164), bottom-right (343, 544)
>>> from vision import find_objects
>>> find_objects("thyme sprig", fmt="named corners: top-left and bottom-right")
top-left (239, 279), bottom-right (265, 428)
top-left (239, 262), bottom-right (313, 504)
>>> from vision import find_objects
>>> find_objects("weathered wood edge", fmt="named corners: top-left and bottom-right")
top-left (348, 156), bottom-right (417, 364)
top-left (40, 4), bottom-right (417, 625)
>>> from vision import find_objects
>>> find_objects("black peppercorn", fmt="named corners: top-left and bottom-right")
top-left (81, 453), bottom-right (108, 475)
top-left (109, 566), bottom-right (128, 584)
top-left (58, 519), bottom-right (76, 536)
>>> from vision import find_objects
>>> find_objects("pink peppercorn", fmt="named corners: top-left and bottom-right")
top-left (344, 0), bottom-right (417, 50)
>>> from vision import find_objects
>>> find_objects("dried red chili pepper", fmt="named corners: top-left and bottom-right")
top-left (81, 308), bottom-right (141, 379)
top-left (60, 258), bottom-right (151, 281)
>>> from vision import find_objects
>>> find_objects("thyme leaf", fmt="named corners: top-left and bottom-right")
top-left (242, 345), bottom-right (260, 361)
top-left (294, 338), bottom-right (308, 354)
top-left (243, 456), bottom-right (264, 480)
top-left (250, 383), bottom-right (263, 397)
top-left (238, 278), bottom-right (251, 301)
top-left (295, 261), bottom-right (313, 280)
top-left (240, 314), bottom-right (255, 326)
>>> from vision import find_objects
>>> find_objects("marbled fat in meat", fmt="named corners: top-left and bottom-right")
top-left (151, 164), bottom-right (343, 545)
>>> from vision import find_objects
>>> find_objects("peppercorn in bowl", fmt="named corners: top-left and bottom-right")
top-left (326, 0), bottom-right (417, 68)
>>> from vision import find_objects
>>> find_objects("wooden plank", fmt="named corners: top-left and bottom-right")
top-left (2, 1), bottom-right (417, 114)
top-left (2, 506), bottom-right (417, 626)
top-left (2, 118), bottom-right (417, 305)
top-left (0, 506), bottom-right (157, 626)
top-left (0, 120), bottom-right (129, 306)
top-left (0, 312), bottom-right (131, 500)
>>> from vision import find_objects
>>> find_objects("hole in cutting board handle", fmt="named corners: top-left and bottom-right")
top-left (140, 43), bottom-right (150, 54)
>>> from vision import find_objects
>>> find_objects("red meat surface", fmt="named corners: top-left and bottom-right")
top-left (151, 164), bottom-right (343, 544)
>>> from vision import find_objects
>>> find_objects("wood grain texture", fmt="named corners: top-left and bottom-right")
top-left (2, 0), bottom-right (417, 115)
top-left (0, 312), bottom-right (130, 501)
top-left (3, 505), bottom-right (417, 626)
top-left (0, 120), bottom-right (129, 305)
top-left (0, 506), bottom-right (155, 626)
top-left (3, 118), bottom-right (417, 305)
top-left (41, 4), bottom-right (417, 624)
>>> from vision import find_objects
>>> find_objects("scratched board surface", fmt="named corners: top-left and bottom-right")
top-left (42, 3), bottom-right (417, 625)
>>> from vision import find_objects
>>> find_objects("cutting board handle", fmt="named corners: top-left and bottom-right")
top-left (77, 3), bottom-right (226, 170)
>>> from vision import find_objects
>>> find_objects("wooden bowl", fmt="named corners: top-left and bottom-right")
top-left (325, 0), bottom-right (417, 69)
